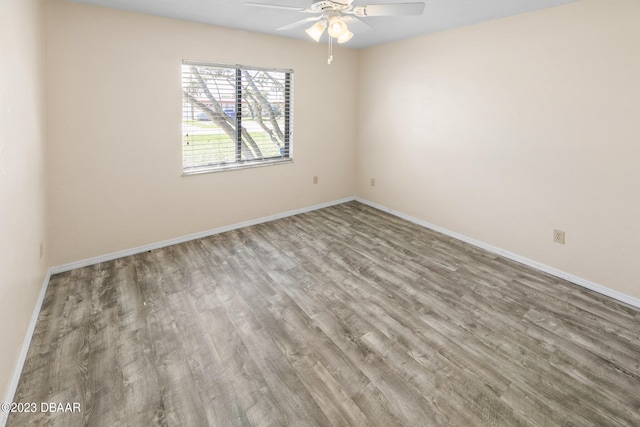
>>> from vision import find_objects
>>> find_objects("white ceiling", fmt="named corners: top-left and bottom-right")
top-left (66, 0), bottom-right (581, 49)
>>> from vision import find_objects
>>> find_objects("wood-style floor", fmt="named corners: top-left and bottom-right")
top-left (8, 202), bottom-right (640, 426)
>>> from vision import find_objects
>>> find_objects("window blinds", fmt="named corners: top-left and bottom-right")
top-left (181, 61), bottom-right (293, 173)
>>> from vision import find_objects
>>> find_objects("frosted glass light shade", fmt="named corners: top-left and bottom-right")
top-left (305, 20), bottom-right (326, 42)
top-left (327, 17), bottom-right (347, 38)
top-left (337, 29), bottom-right (353, 44)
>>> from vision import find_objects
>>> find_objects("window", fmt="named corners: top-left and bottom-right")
top-left (181, 61), bottom-right (293, 174)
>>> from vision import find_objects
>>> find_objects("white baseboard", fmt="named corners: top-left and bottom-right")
top-left (1, 269), bottom-right (52, 427)
top-left (51, 197), bottom-right (356, 274)
top-left (356, 197), bottom-right (640, 310)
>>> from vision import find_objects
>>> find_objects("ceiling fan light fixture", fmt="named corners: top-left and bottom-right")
top-left (337, 29), bottom-right (353, 44)
top-left (245, 0), bottom-right (427, 64)
top-left (327, 16), bottom-right (347, 38)
top-left (305, 20), bottom-right (327, 42)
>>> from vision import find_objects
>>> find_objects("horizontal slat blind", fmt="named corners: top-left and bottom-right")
top-left (181, 61), bottom-right (293, 173)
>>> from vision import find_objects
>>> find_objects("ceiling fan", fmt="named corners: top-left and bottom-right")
top-left (244, 0), bottom-right (425, 62)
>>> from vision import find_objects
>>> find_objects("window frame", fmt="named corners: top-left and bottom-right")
top-left (181, 60), bottom-right (294, 175)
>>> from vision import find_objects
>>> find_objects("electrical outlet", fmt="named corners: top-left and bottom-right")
top-left (553, 230), bottom-right (565, 244)
top-left (370, 178), bottom-right (376, 187)
top-left (313, 176), bottom-right (318, 184)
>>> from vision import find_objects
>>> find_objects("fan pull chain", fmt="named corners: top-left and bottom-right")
top-left (328, 34), bottom-right (333, 64)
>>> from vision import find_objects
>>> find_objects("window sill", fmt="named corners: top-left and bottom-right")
top-left (182, 158), bottom-right (293, 176)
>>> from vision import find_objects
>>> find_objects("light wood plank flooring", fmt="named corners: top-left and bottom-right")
top-left (7, 201), bottom-right (640, 426)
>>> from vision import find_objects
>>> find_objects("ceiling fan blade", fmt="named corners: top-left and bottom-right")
top-left (355, 2), bottom-right (425, 17)
top-left (276, 16), bottom-right (322, 31)
top-left (243, 2), bottom-right (306, 12)
top-left (341, 16), bottom-right (371, 33)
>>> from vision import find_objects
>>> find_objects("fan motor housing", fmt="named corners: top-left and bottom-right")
top-left (310, 0), bottom-right (351, 12)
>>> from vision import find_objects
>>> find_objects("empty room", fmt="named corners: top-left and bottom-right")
top-left (1, 0), bottom-right (639, 425)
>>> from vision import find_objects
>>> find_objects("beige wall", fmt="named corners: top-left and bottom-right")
top-left (357, 0), bottom-right (640, 299)
top-left (0, 0), bottom-right (47, 400)
top-left (45, 0), bottom-right (358, 265)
